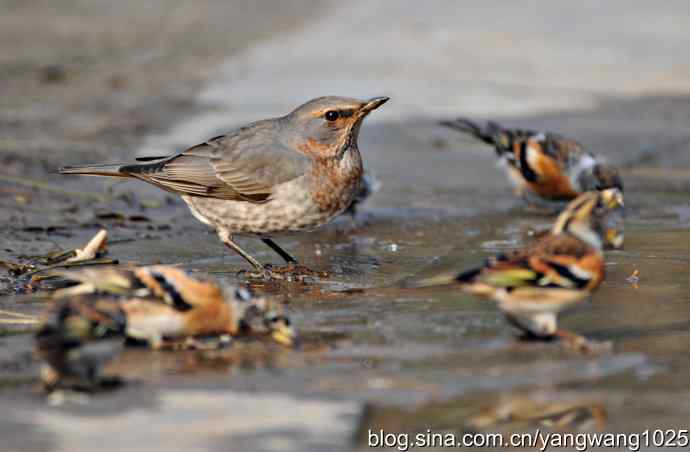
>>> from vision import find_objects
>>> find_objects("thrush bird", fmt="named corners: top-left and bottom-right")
top-left (51, 265), bottom-right (296, 347)
top-left (440, 118), bottom-right (622, 211)
top-left (60, 96), bottom-right (389, 279)
top-left (407, 189), bottom-right (624, 351)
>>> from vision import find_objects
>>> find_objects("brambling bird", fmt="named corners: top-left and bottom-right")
top-left (52, 265), bottom-right (297, 348)
top-left (35, 295), bottom-right (127, 391)
top-left (60, 96), bottom-right (389, 280)
top-left (408, 189), bottom-right (624, 351)
top-left (440, 118), bottom-right (623, 210)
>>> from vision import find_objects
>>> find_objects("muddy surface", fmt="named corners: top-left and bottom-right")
top-left (2, 1), bottom-right (690, 452)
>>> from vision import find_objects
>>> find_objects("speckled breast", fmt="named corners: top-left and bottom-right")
top-left (182, 147), bottom-right (363, 235)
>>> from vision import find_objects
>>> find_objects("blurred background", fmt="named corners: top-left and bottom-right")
top-left (2, 1), bottom-right (690, 451)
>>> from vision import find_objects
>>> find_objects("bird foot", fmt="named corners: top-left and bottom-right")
top-left (272, 262), bottom-right (328, 278)
top-left (555, 330), bottom-right (612, 354)
top-left (238, 263), bottom-right (328, 282)
top-left (157, 335), bottom-right (232, 351)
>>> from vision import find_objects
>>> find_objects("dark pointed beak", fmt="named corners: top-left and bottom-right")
top-left (360, 96), bottom-right (389, 113)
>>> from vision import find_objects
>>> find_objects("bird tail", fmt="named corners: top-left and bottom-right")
top-left (439, 117), bottom-right (505, 145)
top-left (58, 162), bottom-right (130, 177)
top-left (399, 269), bottom-right (467, 289)
top-left (400, 266), bottom-right (489, 287)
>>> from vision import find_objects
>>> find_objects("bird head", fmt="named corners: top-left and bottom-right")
top-left (224, 286), bottom-right (297, 347)
top-left (578, 162), bottom-right (623, 193)
top-left (551, 188), bottom-right (625, 250)
top-left (284, 96), bottom-right (389, 159)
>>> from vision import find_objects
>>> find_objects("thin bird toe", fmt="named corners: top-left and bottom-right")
top-left (237, 263), bottom-right (328, 283)
top-left (560, 336), bottom-right (612, 354)
top-left (272, 263), bottom-right (329, 279)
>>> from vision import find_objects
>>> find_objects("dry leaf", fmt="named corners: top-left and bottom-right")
top-left (66, 230), bottom-right (108, 264)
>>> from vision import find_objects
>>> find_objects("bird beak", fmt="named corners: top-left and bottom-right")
top-left (360, 96), bottom-right (390, 114)
top-left (270, 318), bottom-right (297, 347)
top-left (601, 188), bottom-right (624, 208)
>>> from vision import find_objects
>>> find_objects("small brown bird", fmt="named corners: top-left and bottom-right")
top-left (440, 118), bottom-right (622, 210)
top-left (52, 265), bottom-right (296, 347)
top-left (60, 96), bottom-right (389, 279)
top-left (408, 189), bottom-right (624, 351)
top-left (36, 265), bottom-right (295, 390)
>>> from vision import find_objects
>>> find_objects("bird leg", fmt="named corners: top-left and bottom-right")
top-left (220, 234), bottom-right (274, 280)
top-left (505, 313), bottom-right (555, 340)
top-left (260, 238), bottom-right (328, 279)
top-left (261, 238), bottom-right (297, 263)
top-left (221, 233), bottom-right (326, 281)
top-left (554, 329), bottom-right (612, 354)
top-left (222, 236), bottom-right (266, 270)
top-left (506, 315), bottom-right (610, 353)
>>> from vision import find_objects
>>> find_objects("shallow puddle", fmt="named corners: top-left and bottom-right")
top-left (2, 2), bottom-right (690, 448)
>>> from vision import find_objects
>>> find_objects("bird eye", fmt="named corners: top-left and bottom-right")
top-left (324, 110), bottom-right (339, 121)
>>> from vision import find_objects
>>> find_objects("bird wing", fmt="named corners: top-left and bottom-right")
top-left (461, 234), bottom-right (602, 292)
top-left (532, 132), bottom-right (582, 160)
top-left (206, 121), bottom-right (311, 197)
top-left (122, 120), bottom-right (311, 203)
top-left (439, 118), bottom-right (585, 198)
top-left (55, 266), bottom-right (223, 313)
top-left (53, 267), bottom-right (145, 298)
top-left (131, 266), bottom-right (223, 312)
top-left (506, 133), bottom-right (583, 198)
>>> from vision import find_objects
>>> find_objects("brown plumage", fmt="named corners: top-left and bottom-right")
top-left (60, 96), bottom-right (389, 279)
top-left (440, 118), bottom-right (623, 210)
top-left (35, 265), bottom-right (296, 390)
top-left (408, 189), bottom-right (624, 350)
top-left (50, 265), bottom-right (296, 346)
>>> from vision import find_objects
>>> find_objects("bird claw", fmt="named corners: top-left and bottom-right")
top-left (555, 331), bottom-right (612, 354)
top-left (238, 263), bottom-right (328, 282)
top-left (272, 262), bottom-right (328, 278)
top-left (237, 266), bottom-right (278, 281)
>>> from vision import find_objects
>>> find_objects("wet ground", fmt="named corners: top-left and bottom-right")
top-left (2, 1), bottom-right (690, 451)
